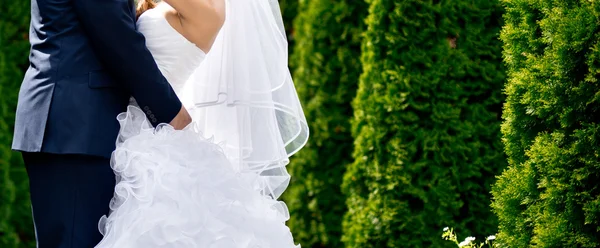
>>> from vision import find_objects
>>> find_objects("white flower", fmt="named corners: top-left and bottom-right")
top-left (443, 227), bottom-right (449, 231)
top-left (458, 237), bottom-right (475, 247)
top-left (487, 235), bottom-right (496, 241)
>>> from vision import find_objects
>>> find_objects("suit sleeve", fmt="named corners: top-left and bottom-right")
top-left (73, 0), bottom-right (181, 126)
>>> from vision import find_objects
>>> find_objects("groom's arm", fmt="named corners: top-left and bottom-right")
top-left (73, 0), bottom-right (183, 126)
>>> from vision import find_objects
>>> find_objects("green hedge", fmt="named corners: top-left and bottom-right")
top-left (282, 0), bottom-right (367, 247)
top-left (342, 0), bottom-right (506, 247)
top-left (491, 0), bottom-right (600, 246)
top-left (0, 1), bottom-right (34, 247)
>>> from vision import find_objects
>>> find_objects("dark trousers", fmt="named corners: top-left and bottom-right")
top-left (23, 152), bottom-right (116, 248)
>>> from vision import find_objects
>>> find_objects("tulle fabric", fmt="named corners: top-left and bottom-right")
top-left (95, 106), bottom-right (300, 248)
top-left (179, 0), bottom-right (308, 200)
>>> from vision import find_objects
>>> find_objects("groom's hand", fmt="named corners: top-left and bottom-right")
top-left (170, 106), bottom-right (192, 130)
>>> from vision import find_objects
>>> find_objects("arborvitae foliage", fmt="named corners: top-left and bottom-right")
top-left (0, 1), bottom-right (35, 247)
top-left (282, 0), bottom-right (367, 247)
top-left (343, 0), bottom-right (506, 247)
top-left (492, 0), bottom-right (600, 246)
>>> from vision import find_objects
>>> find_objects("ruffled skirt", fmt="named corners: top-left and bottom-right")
top-left (95, 106), bottom-right (299, 248)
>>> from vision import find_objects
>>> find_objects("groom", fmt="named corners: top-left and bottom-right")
top-left (12, 0), bottom-right (191, 247)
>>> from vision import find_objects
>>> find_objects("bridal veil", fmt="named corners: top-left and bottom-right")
top-left (179, 0), bottom-right (309, 200)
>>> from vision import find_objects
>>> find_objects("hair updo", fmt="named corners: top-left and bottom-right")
top-left (136, 0), bottom-right (157, 19)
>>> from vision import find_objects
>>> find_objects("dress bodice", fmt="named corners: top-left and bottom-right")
top-left (136, 9), bottom-right (206, 95)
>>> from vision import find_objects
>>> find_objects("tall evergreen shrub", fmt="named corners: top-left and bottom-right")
top-left (492, 0), bottom-right (600, 246)
top-left (0, 1), bottom-right (35, 247)
top-left (342, 0), bottom-right (506, 247)
top-left (282, 0), bottom-right (366, 247)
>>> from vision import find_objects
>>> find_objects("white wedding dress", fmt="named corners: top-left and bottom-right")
top-left (94, 1), bottom-right (308, 247)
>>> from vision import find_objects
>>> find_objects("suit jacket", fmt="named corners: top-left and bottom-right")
top-left (12, 0), bottom-right (182, 158)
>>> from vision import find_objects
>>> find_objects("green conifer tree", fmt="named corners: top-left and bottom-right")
top-left (283, 0), bottom-right (366, 247)
top-left (492, 0), bottom-right (600, 246)
top-left (343, 0), bottom-right (505, 247)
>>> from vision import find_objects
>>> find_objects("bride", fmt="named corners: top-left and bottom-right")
top-left (94, 0), bottom-right (308, 247)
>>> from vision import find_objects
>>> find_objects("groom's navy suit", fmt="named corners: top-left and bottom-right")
top-left (12, 0), bottom-right (182, 247)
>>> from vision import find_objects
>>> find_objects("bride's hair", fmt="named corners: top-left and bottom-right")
top-left (136, 0), bottom-right (157, 19)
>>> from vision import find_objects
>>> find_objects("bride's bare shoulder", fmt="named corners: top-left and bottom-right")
top-left (150, 3), bottom-right (184, 36)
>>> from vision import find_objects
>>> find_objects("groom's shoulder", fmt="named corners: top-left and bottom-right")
top-left (28, 0), bottom-right (130, 80)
